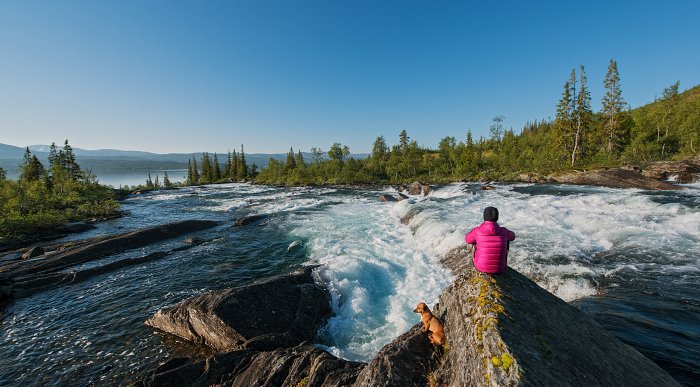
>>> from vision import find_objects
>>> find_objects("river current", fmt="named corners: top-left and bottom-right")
top-left (1, 182), bottom-right (698, 385)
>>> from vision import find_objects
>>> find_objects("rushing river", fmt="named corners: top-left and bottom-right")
top-left (1, 182), bottom-right (699, 385)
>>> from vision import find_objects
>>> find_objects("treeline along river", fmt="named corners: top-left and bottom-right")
top-left (0, 182), bottom-right (698, 385)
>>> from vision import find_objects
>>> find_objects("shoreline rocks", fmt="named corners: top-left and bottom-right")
top-left (0, 220), bottom-right (221, 309)
top-left (549, 168), bottom-right (681, 190)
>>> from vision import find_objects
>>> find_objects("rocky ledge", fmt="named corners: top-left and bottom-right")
top-left (549, 168), bottom-right (681, 190)
top-left (141, 247), bottom-right (678, 386)
top-left (0, 220), bottom-right (220, 311)
top-left (545, 157), bottom-right (700, 190)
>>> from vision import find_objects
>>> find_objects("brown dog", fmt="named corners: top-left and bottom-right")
top-left (413, 302), bottom-right (445, 346)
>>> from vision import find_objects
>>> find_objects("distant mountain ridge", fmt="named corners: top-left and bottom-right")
top-left (0, 143), bottom-right (368, 177)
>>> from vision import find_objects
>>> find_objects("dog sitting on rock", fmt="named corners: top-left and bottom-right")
top-left (413, 302), bottom-right (445, 346)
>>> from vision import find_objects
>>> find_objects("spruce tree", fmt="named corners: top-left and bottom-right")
top-left (163, 170), bottom-right (172, 188)
top-left (602, 59), bottom-right (626, 153)
top-left (399, 130), bottom-right (409, 152)
top-left (63, 140), bottom-right (81, 180)
top-left (555, 79), bottom-right (574, 161)
top-left (146, 173), bottom-right (154, 189)
top-left (192, 156), bottom-right (200, 183)
top-left (231, 149), bottom-right (239, 179)
top-left (571, 66), bottom-right (591, 166)
top-left (286, 147), bottom-right (297, 169)
top-left (200, 153), bottom-right (211, 183)
top-left (154, 174), bottom-right (160, 189)
top-left (238, 145), bottom-right (247, 179)
top-left (295, 150), bottom-right (305, 168)
top-left (187, 159), bottom-right (194, 185)
top-left (213, 153), bottom-right (221, 181)
top-left (224, 151), bottom-right (232, 179)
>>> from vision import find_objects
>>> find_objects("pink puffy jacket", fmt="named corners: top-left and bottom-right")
top-left (465, 221), bottom-right (516, 274)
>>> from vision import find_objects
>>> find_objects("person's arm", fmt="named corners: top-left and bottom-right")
top-left (507, 229), bottom-right (516, 241)
top-left (465, 228), bottom-right (476, 244)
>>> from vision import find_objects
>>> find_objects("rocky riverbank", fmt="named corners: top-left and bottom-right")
top-left (0, 220), bottom-right (221, 313)
top-left (139, 246), bottom-right (679, 386)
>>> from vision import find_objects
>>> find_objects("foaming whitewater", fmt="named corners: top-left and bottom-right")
top-left (1, 182), bottom-right (698, 385)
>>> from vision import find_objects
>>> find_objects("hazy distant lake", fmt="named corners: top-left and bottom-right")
top-left (94, 169), bottom-right (188, 188)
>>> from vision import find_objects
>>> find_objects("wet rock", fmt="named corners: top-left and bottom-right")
top-left (138, 343), bottom-right (364, 387)
top-left (353, 324), bottom-right (442, 387)
top-left (182, 237), bottom-right (204, 245)
top-left (408, 181), bottom-right (431, 195)
top-left (379, 194), bottom-right (398, 202)
top-left (551, 168), bottom-right (681, 190)
top-left (21, 246), bottom-right (44, 259)
top-left (398, 193), bottom-right (409, 201)
top-left (234, 214), bottom-right (267, 227)
top-left (428, 247), bottom-right (680, 387)
top-left (400, 208), bottom-right (422, 225)
top-left (144, 266), bottom-right (330, 353)
top-left (481, 185), bottom-right (496, 191)
top-left (3, 220), bottom-right (220, 278)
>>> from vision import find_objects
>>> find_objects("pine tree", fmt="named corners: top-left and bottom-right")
top-left (224, 151), bottom-right (232, 179)
top-left (192, 156), bottom-right (200, 183)
top-left (163, 170), bottom-right (172, 188)
top-left (231, 149), bottom-right (239, 179)
top-left (63, 140), bottom-right (81, 180)
top-left (146, 173), bottom-right (154, 189)
top-left (489, 115), bottom-right (505, 143)
top-left (200, 153), bottom-right (212, 183)
top-left (286, 147), bottom-right (297, 169)
top-left (187, 159), bottom-right (194, 185)
top-left (154, 174), bottom-right (160, 189)
top-left (399, 130), bottom-right (409, 153)
top-left (295, 150), bottom-right (305, 168)
top-left (555, 79), bottom-right (574, 161)
top-left (213, 153), bottom-right (221, 181)
top-left (238, 145), bottom-right (247, 179)
top-left (571, 66), bottom-right (592, 166)
top-left (372, 136), bottom-right (389, 162)
top-left (602, 59), bottom-right (626, 153)
top-left (20, 154), bottom-right (45, 182)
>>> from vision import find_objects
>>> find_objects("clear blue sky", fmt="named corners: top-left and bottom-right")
top-left (1, 1), bottom-right (699, 154)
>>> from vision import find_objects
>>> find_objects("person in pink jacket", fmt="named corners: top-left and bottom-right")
top-left (465, 206), bottom-right (516, 274)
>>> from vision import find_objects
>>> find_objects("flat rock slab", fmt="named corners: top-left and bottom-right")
top-left (145, 266), bottom-right (331, 353)
top-left (2, 219), bottom-right (221, 278)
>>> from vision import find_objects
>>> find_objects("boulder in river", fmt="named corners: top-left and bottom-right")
top-left (408, 181), bottom-right (431, 195)
top-left (21, 246), bottom-right (44, 260)
top-left (145, 266), bottom-right (330, 353)
top-left (379, 194), bottom-right (398, 202)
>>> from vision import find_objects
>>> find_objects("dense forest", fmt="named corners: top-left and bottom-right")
top-left (0, 141), bottom-right (120, 240)
top-left (252, 60), bottom-right (699, 185)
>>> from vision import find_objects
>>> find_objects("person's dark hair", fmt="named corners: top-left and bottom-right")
top-left (483, 206), bottom-right (499, 222)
